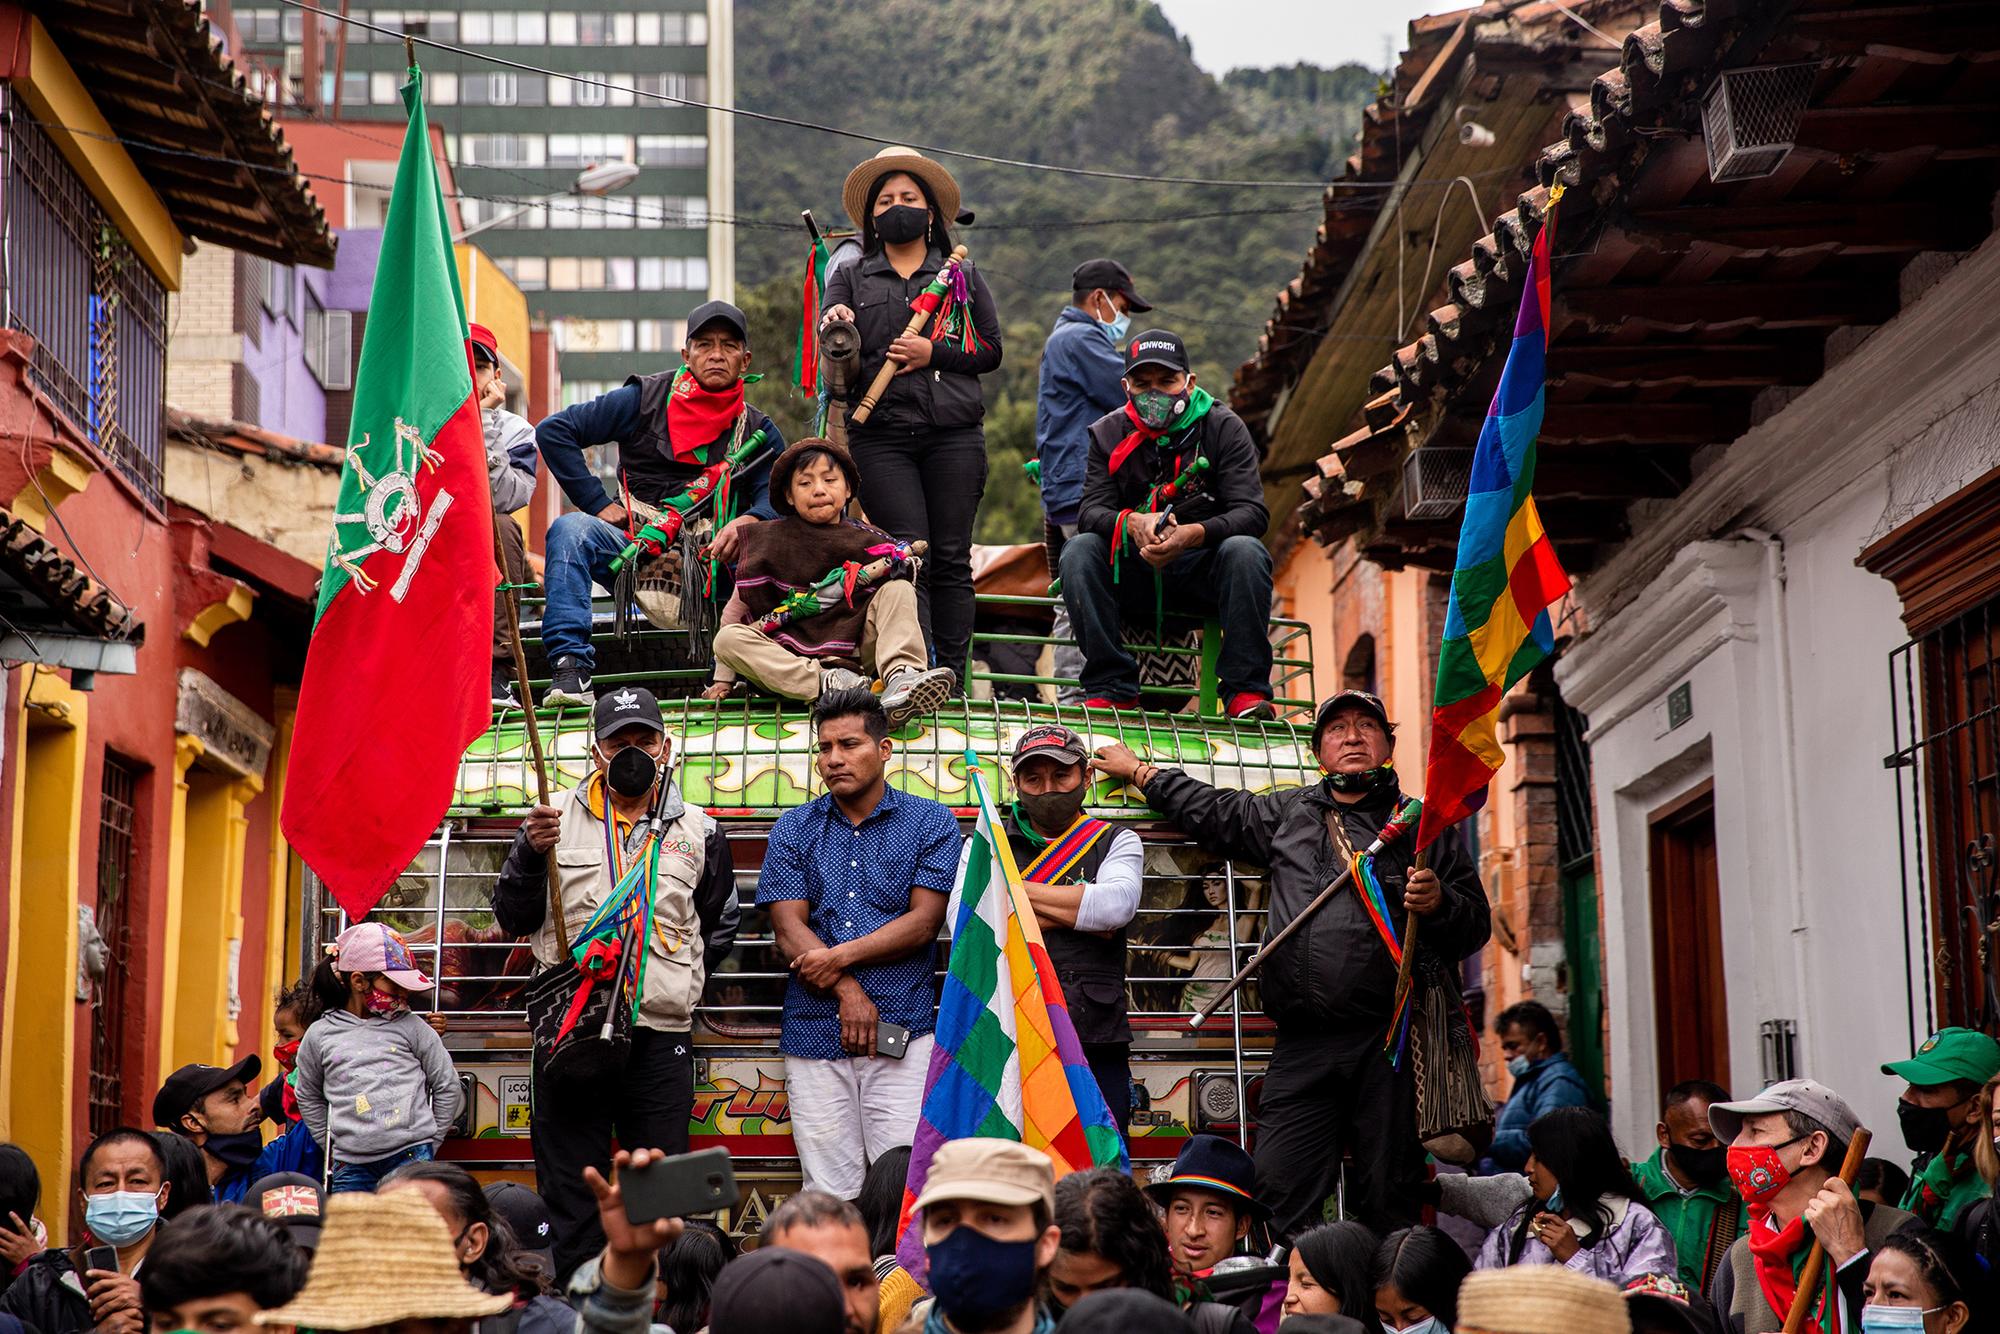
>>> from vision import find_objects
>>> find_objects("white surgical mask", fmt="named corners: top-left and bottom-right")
top-left (1387, 1319), bottom-right (1445, 1334)
top-left (1861, 1305), bottom-right (1940, 1333)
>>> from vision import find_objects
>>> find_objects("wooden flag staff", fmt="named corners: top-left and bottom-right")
top-left (494, 522), bottom-right (567, 957)
top-left (1781, 1126), bottom-right (1872, 1334)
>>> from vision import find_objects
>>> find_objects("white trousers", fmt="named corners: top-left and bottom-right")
top-left (784, 1034), bottom-right (935, 1199)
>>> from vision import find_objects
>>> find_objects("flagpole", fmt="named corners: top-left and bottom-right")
top-left (496, 521), bottom-right (568, 957)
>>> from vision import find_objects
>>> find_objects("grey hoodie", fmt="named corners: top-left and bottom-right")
top-left (294, 1008), bottom-right (462, 1162)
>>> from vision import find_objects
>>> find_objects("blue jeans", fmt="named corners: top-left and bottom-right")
top-left (1059, 531), bottom-right (1274, 701)
top-left (326, 1140), bottom-right (434, 1195)
top-left (542, 510), bottom-right (629, 670)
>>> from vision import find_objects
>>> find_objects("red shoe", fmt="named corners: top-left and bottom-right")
top-left (1228, 693), bottom-right (1276, 720)
top-left (1082, 696), bottom-right (1141, 711)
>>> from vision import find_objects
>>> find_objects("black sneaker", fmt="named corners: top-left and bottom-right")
top-left (490, 662), bottom-right (519, 710)
top-left (545, 656), bottom-right (595, 707)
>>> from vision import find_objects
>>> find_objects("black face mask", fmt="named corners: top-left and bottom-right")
top-left (1898, 1098), bottom-right (1957, 1155)
top-left (1017, 788), bottom-right (1086, 834)
top-left (874, 204), bottom-right (930, 246)
top-left (1668, 1141), bottom-right (1729, 1187)
top-left (1325, 764), bottom-right (1398, 795)
top-left (605, 745), bottom-right (659, 799)
top-left (203, 1128), bottom-right (264, 1171)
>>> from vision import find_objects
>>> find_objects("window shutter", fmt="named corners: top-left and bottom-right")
top-left (321, 310), bottom-right (353, 391)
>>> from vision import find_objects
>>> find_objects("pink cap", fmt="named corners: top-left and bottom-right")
top-left (333, 921), bottom-right (435, 992)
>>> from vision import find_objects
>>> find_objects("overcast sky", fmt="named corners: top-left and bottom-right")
top-left (1154, 0), bottom-right (1456, 74)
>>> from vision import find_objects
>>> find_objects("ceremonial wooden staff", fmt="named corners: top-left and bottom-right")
top-left (851, 244), bottom-right (970, 425)
top-left (1187, 796), bottom-right (1422, 1029)
top-left (1781, 1126), bottom-right (1873, 1334)
top-left (494, 521), bottom-right (567, 957)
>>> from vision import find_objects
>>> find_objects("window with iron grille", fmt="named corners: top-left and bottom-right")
top-left (1, 93), bottom-right (168, 507)
top-left (1887, 595), bottom-right (2000, 1039)
top-left (89, 755), bottom-right (139, 1135)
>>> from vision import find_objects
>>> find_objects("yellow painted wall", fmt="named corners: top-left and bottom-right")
top-left (174, 770), bottom-right (238, 1069)
top-left (155, 737), bottom-right (204, 1080)
top-left (264, 693), bottom-right (299, 1068)
top-left (14, 19), bottom-right (183, 288)
top-left (454, 245), bottom-right (529, 371)
top-left (0, 674), bottom-right (89, 1243)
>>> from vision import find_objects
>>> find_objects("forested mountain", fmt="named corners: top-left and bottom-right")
top-left (728, 0), bottom-right (1378, 542)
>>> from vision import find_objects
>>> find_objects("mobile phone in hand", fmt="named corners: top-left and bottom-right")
top-left (621, 1147), bottom-right (736, 1226)
top-left (875, 1020), bottom-right (911, 1060)
top-left (83, 1245), bottom-right (116, 1277)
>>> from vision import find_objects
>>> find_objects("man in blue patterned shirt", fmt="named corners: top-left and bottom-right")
top-left (758, 687), bottom-right (960, 1198)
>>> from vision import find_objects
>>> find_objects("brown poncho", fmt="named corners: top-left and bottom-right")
top-left (730, 517), bottom-right (911, 666)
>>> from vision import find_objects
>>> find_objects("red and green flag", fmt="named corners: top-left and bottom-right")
top-left (795, 234), bottom-right (832, 392)
top-left (1417, 185), bottom-right (1572, 853)
top-left (281, 66), bottom-right (496, 921)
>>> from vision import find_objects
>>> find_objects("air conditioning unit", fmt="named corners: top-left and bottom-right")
top-left (1701, 63), bottom-right (1818, 183)
top-left (1402, 447), bottom-right (1476, 521)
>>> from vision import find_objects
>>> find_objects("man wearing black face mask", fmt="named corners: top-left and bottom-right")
top-left (1881, 1026), bottom-right (2000, 1230)
top-left (911, 1138), bottom-right (1063, 1334)
top-left (1631, 1080), bottom-right (1745, 1294)
top-left (991, 725), bottom-right (1142, 1128)
top-left (154, 1059), bottom-right (264, 1204)
top-left (491, 685), bottom-right (740, 1279)
top-left (1094, 690), bottom-right (1488, 1241)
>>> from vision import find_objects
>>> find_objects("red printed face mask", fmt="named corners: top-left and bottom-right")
top-left (1728, 1135), bottom-right (1808, 1205)
top-left (273, 1039), bottom-right (301, 1073)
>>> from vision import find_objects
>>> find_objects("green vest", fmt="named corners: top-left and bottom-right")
top-left (1631, 1146), bottom-right (1747, 1294)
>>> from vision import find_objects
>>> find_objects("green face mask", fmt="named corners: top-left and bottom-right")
top-left (1130, 389), bottom-right (1185, 430)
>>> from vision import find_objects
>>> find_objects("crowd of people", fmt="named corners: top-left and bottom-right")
top-left (3, 669), bottom-right (1998, 1334)
top-left (472, 143), bottom-right (1278, 724)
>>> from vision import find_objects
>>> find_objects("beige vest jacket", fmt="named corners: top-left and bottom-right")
top-left (531, 781), bottom-right (714, 1034)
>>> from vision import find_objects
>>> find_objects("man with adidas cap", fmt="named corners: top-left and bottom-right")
top-left (490, 683), bottom-right (740, 1278)
top-left (1705, 1078), bottom-right (1916, 1334)
top-left (1094, 689), bottom-right (1488, 1241)
top-left (961, 724), bottom-right (1144, 1126)
top-left (1060, 327), bottom-right (1276, 719)
top-left (534, 299), bottom-right (788, 706)
top-left (1882, 1025), bottom-right (2000, 1229)
top-left (468, 323), bottom-right (540, 708)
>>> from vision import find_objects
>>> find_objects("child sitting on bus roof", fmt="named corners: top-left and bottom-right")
top-left (705, 437), bottom-right (955, 728)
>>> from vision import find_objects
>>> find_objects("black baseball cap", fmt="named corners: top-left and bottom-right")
top-left (686, 299), bottom-right (749, 343)
top-left (592, 685), bottom-right (666, 742)
top-left (1123, 329), bottom-right (1188, 376)
top-left (153, 1055), bottom-right (261, 1130)
top-left (247, 1172), bottom-right (325, 1251)
top-left (1072, 258), bottom-right (1153, 313)
top-left (484, 1182), bottom-right (555, 1279)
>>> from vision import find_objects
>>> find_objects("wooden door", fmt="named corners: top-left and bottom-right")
top-left (1650, 787), bottom-right (1730, 1090)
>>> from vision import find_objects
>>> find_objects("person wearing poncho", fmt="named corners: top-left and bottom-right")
top-left (1059, 329), bottom-right (1275, 718)
top-left (708, 437), bottom-right (954, 727)
top-left (534, 299), bottom-right (787, 707)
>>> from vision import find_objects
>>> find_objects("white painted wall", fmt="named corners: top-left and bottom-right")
top-left (1556, 229), bottom-right (2000, 1155)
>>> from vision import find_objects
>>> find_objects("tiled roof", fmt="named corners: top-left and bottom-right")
top-left (29, 0), bottom-right (336, 267)
top-left (0, 508), bottom-right (142, 642)
top-left (1293, 0), bottom-right (2000, 569)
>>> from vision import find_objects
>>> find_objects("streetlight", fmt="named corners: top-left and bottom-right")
top-left (453, 160), bottom-right (642, 241)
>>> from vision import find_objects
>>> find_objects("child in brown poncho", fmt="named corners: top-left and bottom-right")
top-left (708, 438), bottom-right (955, 726)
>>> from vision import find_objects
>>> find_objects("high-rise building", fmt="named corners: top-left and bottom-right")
top-left (229, 1), bottom-right (732, 404)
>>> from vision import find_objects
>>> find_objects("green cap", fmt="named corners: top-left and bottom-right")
top-left (1881, 1026), bottom-right (2000, 1086)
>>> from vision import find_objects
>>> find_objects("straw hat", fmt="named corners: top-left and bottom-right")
top-left (254, 1190), bottom-right (514, 1329)
top-left (1457, 1267), bottom-right (1630, 1334)
top-left (842, 146), bottom-right (962, 230)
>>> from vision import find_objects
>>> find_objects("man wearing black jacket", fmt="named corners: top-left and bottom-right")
top-left (1059, 329), bottom-right (1275, 719)
top-left (489, 685), bottom-right (739, 1279)
top-left (1093, 690), bottom-right (1488, 1238)
top-left (533, 300), bottom-right (786, 706)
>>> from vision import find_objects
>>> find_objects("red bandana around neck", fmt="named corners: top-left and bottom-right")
top-left (1107, 399), bottom-right (1171, 475)
top-left (666, 367), bottom-right (745, 462)
top-left (1746, 1207), bottom-right (1837, 1334)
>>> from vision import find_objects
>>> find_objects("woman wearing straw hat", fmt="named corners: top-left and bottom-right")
top-left (819, 146), bottom-right (1003, 692)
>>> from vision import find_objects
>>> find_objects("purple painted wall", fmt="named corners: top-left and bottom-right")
top-left (327, 229), bottom-right (383, 312)
top-left (241, 262), bottom-right (328, 444)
